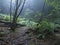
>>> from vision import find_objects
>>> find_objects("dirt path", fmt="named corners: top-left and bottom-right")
top-left (0, 26), bottom-right (31, 45)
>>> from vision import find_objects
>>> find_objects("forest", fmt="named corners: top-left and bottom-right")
top-left (0, 0), bottom-right (60, 45)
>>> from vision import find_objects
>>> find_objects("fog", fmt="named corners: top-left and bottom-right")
top-left (0, 0), bottom-right (46, 14)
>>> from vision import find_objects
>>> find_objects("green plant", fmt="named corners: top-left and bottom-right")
top-left (0, 32), bottom-right (7, 37)
top-left (4, 16), bottom-right (10, 21)
top-left (45, 0), bottom-right (60, 22)
top-left (30, 43), bottom-right (35, 45)
top-left (0, 15), bottom-right (4, 20)
top-left (34, 21), bottom-right (57, 39)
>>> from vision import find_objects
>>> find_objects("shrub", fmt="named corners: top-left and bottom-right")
top-left (0, 15), bottom-right (4, 20)
top-left (4, 16), bottom-right (10, 21)
top-left (34, 21), bottom-right (59, 40)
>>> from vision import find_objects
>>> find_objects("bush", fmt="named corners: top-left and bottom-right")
top-left (4, 16), bottom-right (10, 21)
top-left (37, 21), bottom-right (55, 32)
top-left (34, 21), bottom-right (60, 40)
top-left (0, 15), bottom-right (4, 20)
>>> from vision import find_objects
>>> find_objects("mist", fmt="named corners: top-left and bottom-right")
top-left (0, 0), bottom-right (46, 14)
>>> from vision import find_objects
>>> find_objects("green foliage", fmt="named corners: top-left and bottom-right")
top-left (4, 16), bottom-right (10, 21)
top-left (38, 21), bottom-right (55, 32)
top-left (0, 14), bottom-right (10, 21)
top-left (0, 15), bottom-right (4, 20)
top-left (34, 20), bottom-right (60, 39)
top-left (18, 19), bottom-right (38, 29)
top-left (0, 14), bottom-right (37, 29)
top-left (46, 0), bottom-right (59, 8)
top-left (45, 0), bottom-right (60, 23)
top-left (0, 32), bottom-right (7, 37)
top-left (30, 43), bottom-right (35, 45)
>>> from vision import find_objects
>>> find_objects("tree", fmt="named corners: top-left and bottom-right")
top-left (10, 0), bottom-right (26, 31)
top-left (10, 0), bottom-right (12, 22)
top-left (45, 0), bottom-right (60, 22)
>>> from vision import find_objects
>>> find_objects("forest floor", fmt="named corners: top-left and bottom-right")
top-left (0, 26), bottom-right (60, 45)
top-left (0, 26), bottom-right (35, 45)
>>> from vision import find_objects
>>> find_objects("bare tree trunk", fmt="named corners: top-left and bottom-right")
top-left (17, 0), bottom-right (26, 18)
top-left (11, 0), bottom-right (26, 31)
top-left (10, 0), bottom-right (18, 31)
top-left (10, 0), bottom-right (12, 22)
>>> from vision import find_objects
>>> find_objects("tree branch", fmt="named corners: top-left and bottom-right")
top-left (17, 0), bottom-right (26, 18)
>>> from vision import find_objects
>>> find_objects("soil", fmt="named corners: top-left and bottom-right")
top-left (0, 26), bottom-right (60, 45)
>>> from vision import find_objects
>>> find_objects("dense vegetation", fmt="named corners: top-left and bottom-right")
top-left (0, 0), bottom-right (60, 45)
